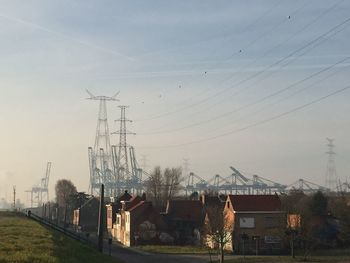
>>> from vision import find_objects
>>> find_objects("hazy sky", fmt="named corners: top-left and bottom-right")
top-left (1, 0), bottom-right (350, 205)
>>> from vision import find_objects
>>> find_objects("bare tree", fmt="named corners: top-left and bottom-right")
top-left (146, 166), bottom-right (163, 208)
top-left (55, 179), bottom-right (77, 226)
top-left (203, 205), bottom-right (232, 263)
top-left (146, 166), bottom-right (183, 208)
top-left (163, 167), bottom-right (182, 201)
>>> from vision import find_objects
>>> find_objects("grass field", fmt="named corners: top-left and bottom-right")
top-left (134, 245), bottom-right (350, 262)
top-left (0, 211), bottom-right (122, 263)
top-left (219, 249), bottom-right (350, 263)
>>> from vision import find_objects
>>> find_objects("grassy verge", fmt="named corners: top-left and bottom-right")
top-left (0, 211), bottom-right (122, 263)
top-left (134, 245), bottom-right (211, 254)
top-left (221, 249), bottom-right (350, 263)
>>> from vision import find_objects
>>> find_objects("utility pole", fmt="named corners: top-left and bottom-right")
top-left (325, 138), bottom-right (337, 191)
top-left (97, 184), bottom-right (105, 252)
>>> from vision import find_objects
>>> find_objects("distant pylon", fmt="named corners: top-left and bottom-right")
top-left (87, 90), bottom-right (119, 196)
top-left (112, 106), bottom-right (135, 190)
top-left (325, 138), bottom-right (337, 191)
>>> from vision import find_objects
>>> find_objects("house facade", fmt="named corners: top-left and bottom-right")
top-left (113, 196), bottom-right (166, 246)
top-left (106, 190), bottom-right (132, 235)
top-left (224, 194), bottom-right (286, 254)
top-left (72, 197), bottom-right (100, 232)
top-left (163, 200), bottom-right (204, 245)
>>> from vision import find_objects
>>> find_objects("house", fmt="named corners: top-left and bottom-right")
top-left (201, 195), bottom-right (227, 248)
top-left (163, 200), bottom-right (204, 245)
top-left (106, 190), bottom-right (132, 234)
top-left (200, 194), bottom-right (226, 208)
top-left (113, 196), bottom-right (166, 246)
top-left (224, 194), bottom-right (286, 254)
top-left (73, 197), bottom-right (100, 232)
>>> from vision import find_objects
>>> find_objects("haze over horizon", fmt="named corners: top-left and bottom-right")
top-left (0, 0), bottom-right (349, 206)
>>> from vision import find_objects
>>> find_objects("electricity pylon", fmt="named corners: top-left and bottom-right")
top-left (87, 90), bottom-right (119, 197)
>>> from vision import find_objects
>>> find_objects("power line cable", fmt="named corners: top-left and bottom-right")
top-left (138, 84), bottom-right (350, 149)
top-left (130, 0), bottom-right (285, 105)
top-left (178, 0), bottom-right (346, 118)
top-left (136, 3), bottom-right (349, 122)
top-left (139, 56), bottom-right (350, 135)
top-left (133, 1), bottom-right (307, 118)
top-left (203, 62), bottom-right (350, 136)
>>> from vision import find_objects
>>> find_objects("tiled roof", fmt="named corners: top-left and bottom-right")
top-left (228, 194), bottom-right (281, 211)
top-left (128, 201), bottom-right (145, 212)
top-left (117, 191), bottom-right (132, 202)
top-left (122, 196), bottom-right (143, 211)
top-left (166, 200), bottom-right (204, 222)
top-left (80, 197), bottom-right (99, 209)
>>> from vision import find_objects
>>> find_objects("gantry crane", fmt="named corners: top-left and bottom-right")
top-left (26, 162), bottom-right (51, 207)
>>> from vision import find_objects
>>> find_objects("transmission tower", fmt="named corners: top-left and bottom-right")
top-left (112, 106), bottom-right (136, 193)
top-left (87, 90), bottom-right (119, 197)
top-left (13, 186), bottom-right (16, 210)
top-left (325, 138), bottom-right (337, 192)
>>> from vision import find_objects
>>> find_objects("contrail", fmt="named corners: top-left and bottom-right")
top-left (0, 13), bottom-right (136, 61)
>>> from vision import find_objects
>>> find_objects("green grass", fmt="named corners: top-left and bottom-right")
top-left (134, 245), bottom-right (211, 254)
top-left (0, 211), bottom-right (122, 263)
top-left (220, 249), bottom-right (350, 263)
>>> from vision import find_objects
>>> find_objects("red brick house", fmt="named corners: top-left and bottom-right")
top-left (163, 200), bottom-right (205, 245)
top-left (224, 194), bottom-right (286, 254)
top-left (73, 197), bottom-right (100, 232)
top-left (113, 196), bottom-right (166, 246)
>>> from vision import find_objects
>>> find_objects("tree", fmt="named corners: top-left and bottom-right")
top-left (163, 167), bottom-right (182, 201)
top-left (71, 192), bottom-right (90, 209)
top-left (203, 205), bottom-right (232, 263)
top-left (55, 179), bottom-right (77, 226)
top-left (297, 191), bottom-right (330, 260)
top-left (146, 167), bottom-right (163, 208)
top-left (310, 191), bottom-right (328, 216)
top-left (328, 193), bottom-right (350, 246)
top-left (146, 166), bottom-right (183, 208)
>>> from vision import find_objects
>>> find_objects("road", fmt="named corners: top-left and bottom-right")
top-left (103, 241), bottom-right (224, 263)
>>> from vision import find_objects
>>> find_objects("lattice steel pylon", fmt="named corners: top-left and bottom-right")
top-left (325, 138), bottom-right (337, 192)
top-left (112, 106), bottom-right (138, 194)
top-left (87, 90), bottom-right (119, 197)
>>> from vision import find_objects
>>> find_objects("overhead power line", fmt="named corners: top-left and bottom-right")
top-left (138, 84), bottom-right (350, 149)
top-left (136, 2), bottom-right (348, 122)
top-left (139, 56), bottom-right (350, 135)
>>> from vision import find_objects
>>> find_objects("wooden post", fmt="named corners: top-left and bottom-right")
top-left (97, 184), bottom-right (104, 252)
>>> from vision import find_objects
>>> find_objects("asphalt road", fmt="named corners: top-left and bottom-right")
top-left (104, 241), bottom-right (221, 263)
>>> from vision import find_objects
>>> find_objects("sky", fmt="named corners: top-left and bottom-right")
top-left (0, 0), bottom-right (350, 206)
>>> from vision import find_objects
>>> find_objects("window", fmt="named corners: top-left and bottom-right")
top-left (227, 201), bottom-right (230, 208)
top-left (239, 217), bottom-right (255, 228)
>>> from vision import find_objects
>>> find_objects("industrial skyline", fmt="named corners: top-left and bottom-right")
top-left (0, 0), bottom-right (350, 205)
